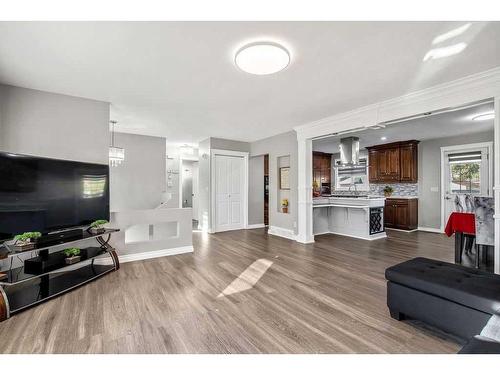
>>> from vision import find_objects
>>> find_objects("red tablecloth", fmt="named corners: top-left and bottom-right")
top-left (444, 212), bottom-right (476, 237)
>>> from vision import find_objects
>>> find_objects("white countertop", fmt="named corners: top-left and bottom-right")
top-left (313, 195), bottom-right (386, 208)
top-left (385, 196), bottom-right (418, 199)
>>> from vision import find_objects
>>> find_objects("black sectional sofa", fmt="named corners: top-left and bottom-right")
top-left (385, 257), bottom-right (500, 353)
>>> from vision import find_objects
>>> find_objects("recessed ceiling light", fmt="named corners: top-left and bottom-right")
top-left (381, 136), bottom-right (387, 141)
top-left (432, 23), bottom-right (471, 45)
top-left (423, 42), bottom-right (467, 61)
top-left (472, 112), bottom-right (495, 121)
top-left (235, 42), bottom-right (290, 75)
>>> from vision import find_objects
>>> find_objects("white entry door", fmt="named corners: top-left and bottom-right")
top-left (215, 154), bottom-right (245, 232)
top-left (442, 143), bottom-right (492, 228)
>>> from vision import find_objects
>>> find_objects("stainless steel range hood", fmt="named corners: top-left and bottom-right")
top-left (339, 136), bottom-right (360, 166)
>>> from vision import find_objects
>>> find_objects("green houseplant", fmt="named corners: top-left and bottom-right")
top-left (88, 219), bottom-right (109, 234)
top-left (281, 198), bottom-right (289, 214)
top-left (64, 247), bottom-right (81, 265)
top-left (383, 185), bottom-right (394, 197)
top-left (13, 231), bottom-right (42, 251)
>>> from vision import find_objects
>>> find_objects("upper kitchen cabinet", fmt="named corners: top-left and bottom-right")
top-left (367, 140), bottom-right (419, 183)
top-left (313, 151), bottom-right (332, 195)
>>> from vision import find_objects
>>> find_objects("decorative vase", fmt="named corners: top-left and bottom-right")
top-left (384, 191), bottom-right (392, 197)
top-left (282, 207), bottom-right (288, 214)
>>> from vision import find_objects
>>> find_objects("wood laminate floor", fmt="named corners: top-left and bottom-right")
top-left (0, 229), bottom-right (462, 354)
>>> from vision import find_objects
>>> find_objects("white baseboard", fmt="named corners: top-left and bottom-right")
top-left (385, 228), bottom-right (418, 233)
top-left (95, 245), bottom-right (194, 265)
top-left (417, 226), bottom-right (443, 234)
top-left (268, 226), bottom-right (296, 241)
top-left (322, 230), bottom-right (387, 241)
top-left (247, 223), bottom-right (266, 229)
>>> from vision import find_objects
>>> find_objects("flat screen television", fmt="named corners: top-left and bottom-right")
top-left (0, 151), bottom-right (110, 241)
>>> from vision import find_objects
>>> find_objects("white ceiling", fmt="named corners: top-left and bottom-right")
top-left (312, 102), bottom-right (494, 152)
top-left (0, 22), bottom-right (499, 144)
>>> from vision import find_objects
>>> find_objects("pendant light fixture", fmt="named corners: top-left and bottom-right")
top-left (109, 120), bottom-right (125, 167)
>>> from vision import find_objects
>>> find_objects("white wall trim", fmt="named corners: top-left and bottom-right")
top-left (294, 67), bottom-right (500, 141)
top-left (210, 149), bottom-right (249, 233)
top-left (247, 223), bottom-right (266, 229)
top-left (417, 226), bottom-right (443, 234)
top-left (268, 226), bottom-right (296, 241)
top-left (439, 141), bottom-right (493, 231)
top-left (95, 245), bottom-right (194, 265)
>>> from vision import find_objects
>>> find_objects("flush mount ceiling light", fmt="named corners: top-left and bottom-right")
top-left (235, 42), bottom-right (290, 75)
top-left (472, 112), bottom-right (495, 121)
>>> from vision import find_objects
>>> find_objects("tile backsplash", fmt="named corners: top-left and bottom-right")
top-left (369, 183), bottom-right (418, 197)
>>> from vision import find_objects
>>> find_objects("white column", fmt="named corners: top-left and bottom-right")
top-left (296, 137), bottom-right (314, 243)
top-left (494, 96), bottom-right (500, 274)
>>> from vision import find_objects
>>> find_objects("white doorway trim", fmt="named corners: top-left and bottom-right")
top-left (210, 149), bottom-right (249, 233)
top-left (439, 141), bottom-right (494, 232)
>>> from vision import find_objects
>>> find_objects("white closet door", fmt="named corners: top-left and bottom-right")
top-left (215, 154), bottom-right (244, 232)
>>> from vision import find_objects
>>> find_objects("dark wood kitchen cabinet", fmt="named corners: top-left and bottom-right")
top-left (384, 198), bottom-right (418, 230)
top-left (367, 140), bottom-right (419, 183)
top-left (313, 152), bottom-right (332, 196)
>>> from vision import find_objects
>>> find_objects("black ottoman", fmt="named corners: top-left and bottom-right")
top-left (459, 336), bottom-right (500, 354)
top-left (385, 257), bottom-right (500, 340)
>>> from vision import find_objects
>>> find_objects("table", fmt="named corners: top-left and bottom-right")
top-left (445, 212), bottom-right (475, 264)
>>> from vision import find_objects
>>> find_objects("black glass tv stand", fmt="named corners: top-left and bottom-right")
top-left (0, 229), bottom-right (120, 321)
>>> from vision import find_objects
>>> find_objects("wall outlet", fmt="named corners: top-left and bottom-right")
top-left (293, 221), bottom-right (297, 229)
top-left (430, 187), bottom-right (439, 192)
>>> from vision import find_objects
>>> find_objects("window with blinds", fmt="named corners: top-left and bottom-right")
top-left (447, 151), bottom-right (483, 194)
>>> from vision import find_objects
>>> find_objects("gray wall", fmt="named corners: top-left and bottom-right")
top-left (110, 133), bottom-right (166, 211)
top-left (418, 130), bottom-right (494, 229)
top-left (0, 84), bottom-right (109, 164)
top-left (251, 131), bottom-right (298, 234)
top-left (210, 137), bottom-right (250, 152)
top-left (249, 155), bottom-right (265, 225)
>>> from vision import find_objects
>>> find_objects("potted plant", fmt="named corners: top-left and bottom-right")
top-left (312, 180), bottom-right (321, 197)
top-left (88, 219), bottom-right (109, 234)
top-left (281, 198), bottom-right (289, 214)
top-left (12, 231), bottom-right (42, 251)
top-left (383, 185), bottom-right (394, 197)
top-left (64, 247), bottom-right (81, 265)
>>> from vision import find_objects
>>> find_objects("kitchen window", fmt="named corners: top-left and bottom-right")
top-left (334, 158), bottom-right (369, 191)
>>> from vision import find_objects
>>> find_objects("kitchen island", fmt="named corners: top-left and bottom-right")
top-left (313, 195), bottom-right (386, 240)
